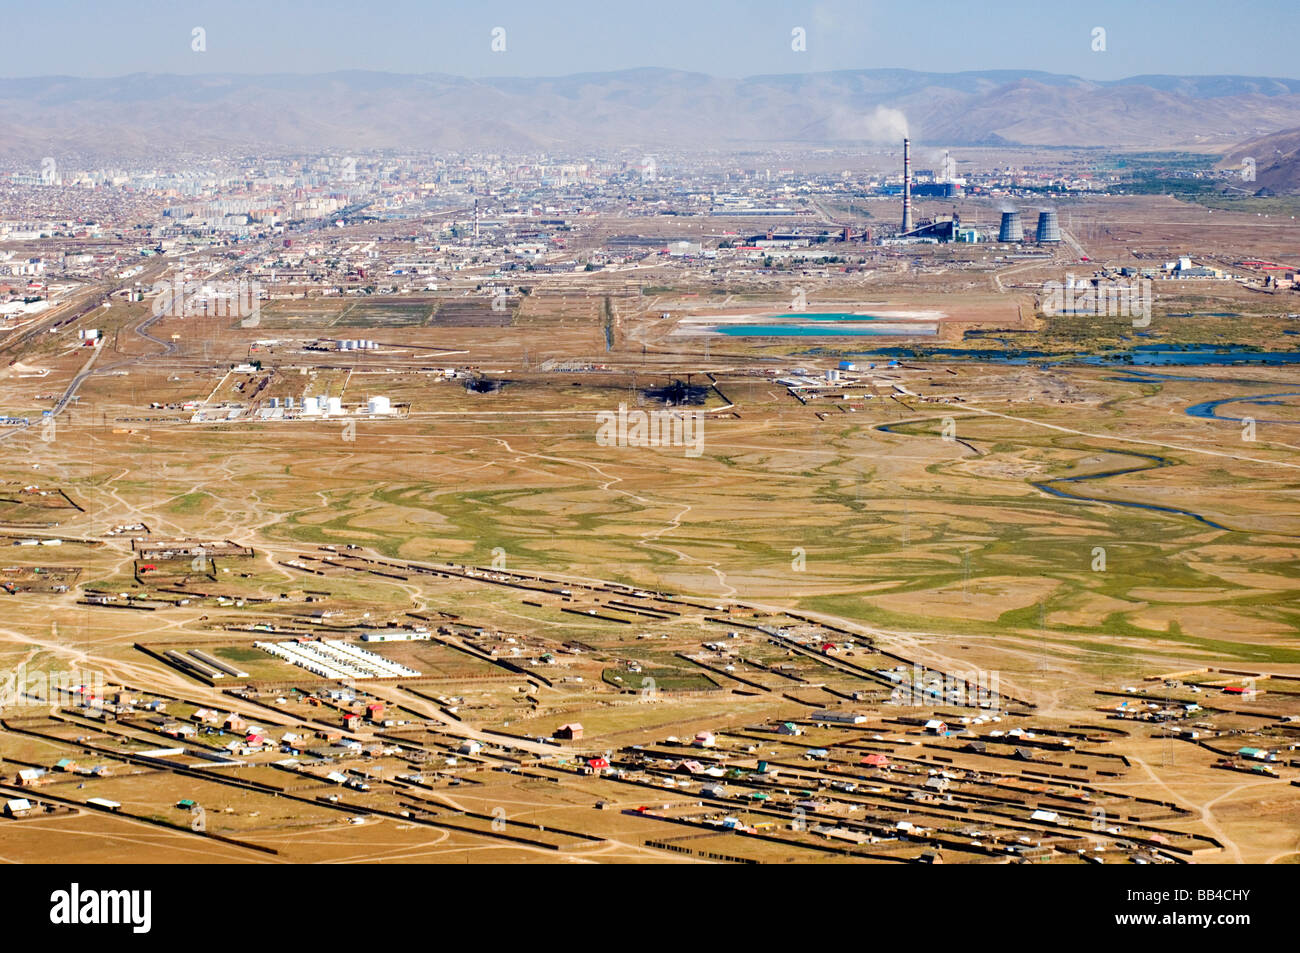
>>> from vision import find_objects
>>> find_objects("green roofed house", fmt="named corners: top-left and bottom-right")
top-left (176, 799), bottom-right (196, 810)
top-left (1237, 747), bottom-right (1276, 761)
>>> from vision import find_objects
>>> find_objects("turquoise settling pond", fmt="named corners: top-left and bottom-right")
top-left (714, 313), bottom-right (938, 337)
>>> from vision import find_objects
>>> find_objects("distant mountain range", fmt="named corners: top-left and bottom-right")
top-left (1221, 126), bottom-right (1300, 193)
top-left (4, 68), bottom-right (1300, 159)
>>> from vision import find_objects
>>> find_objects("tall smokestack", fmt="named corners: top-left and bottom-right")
top-left (901, 137), bottom-right (913, 233)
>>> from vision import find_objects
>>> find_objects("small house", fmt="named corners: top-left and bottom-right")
top-left (554, 723), bottom-right (584, 741)
top-left (1237, 747), bottom-right (1274, 762)
top-left (16, 768), bottom-right (48, 787)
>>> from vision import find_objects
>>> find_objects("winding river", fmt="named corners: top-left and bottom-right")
top-left (878, 421), bottom-right (1238, 532)
top-left (1028, 449), bottom-right (1235, 532)
top-left (1184, 393), bottom-right (1300, 424)
top-left (874, 358), bottom-right (1300, 534)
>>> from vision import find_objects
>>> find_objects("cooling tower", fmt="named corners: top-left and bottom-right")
top-left (998, 210), bottom-right (1023, 243)
top-left (1036, 209), bottom-right (1061, 243)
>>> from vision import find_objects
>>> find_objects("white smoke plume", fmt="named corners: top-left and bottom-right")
top-left (826, 105), bottom-right (910, 143)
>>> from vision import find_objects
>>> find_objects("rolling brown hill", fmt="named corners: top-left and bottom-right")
top-left (1221, 126), bottom-right (1300, 193)
top-left (3, 68), bottom-right (1300, 159)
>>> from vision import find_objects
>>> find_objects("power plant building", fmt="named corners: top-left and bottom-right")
top-left (911, 183), bottom-right (960, 198)
top-left (894, 213), bottom-right (964, 243)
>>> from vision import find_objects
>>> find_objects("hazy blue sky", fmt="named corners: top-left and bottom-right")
top-left (6, 0), bottom-right (1296, 80)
